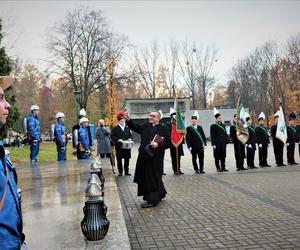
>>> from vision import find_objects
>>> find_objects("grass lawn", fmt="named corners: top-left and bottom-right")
top-left (8, 142), bottom-right (78, 162)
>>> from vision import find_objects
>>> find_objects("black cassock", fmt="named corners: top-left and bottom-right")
top-left (126, 120), bottom-right (170, 204)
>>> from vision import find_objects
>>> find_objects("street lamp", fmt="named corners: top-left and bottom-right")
top-left (74, 90), bottom-right (81, 116)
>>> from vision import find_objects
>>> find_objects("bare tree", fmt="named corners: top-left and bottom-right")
top-left (179, 41), bottom-right (217, 109)
top-left (164, 40), bottom-right (179, 97)
top-left (194, 45), bottom-right (218, 109)
top-left (47, 7), bottom-right (126, 109)
top-left (133, 41), bottom-right (160, 98)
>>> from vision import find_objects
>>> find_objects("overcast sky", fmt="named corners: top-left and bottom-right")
top-left (0, 0), bottom-right (300, 83)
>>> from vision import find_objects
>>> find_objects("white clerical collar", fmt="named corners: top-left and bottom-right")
top-left (119, 124), bottom-right (125, 131)
top-left (193, 125), bottom-right (197, 128)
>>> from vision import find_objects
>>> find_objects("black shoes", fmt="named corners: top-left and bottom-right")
top-left (174, 171), bottom-right (184, 175)
top-left (200, 171), bottom-right (205, 174)
top-left (162, 173), bottom-right (167, 175)
top-left (125, 173), bottom-right (131, 176)
top-left (248, 166), bottom-right (258, 169)
top-left (194, 170), bottom-right (200, 174)
top-left (118, 173), bottom-right (122, 176)
top-left (217, 169), bottom-right (222, 172)
top-left (289, 162), bottom-right (298, 165)
top-left (221, 169), bottom-right (229, 172)
top-left (141, 202), bottom-right (156, 208)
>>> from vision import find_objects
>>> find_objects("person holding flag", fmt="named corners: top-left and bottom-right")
top-left (210, 108), bottom-right (230, 172)
top-left (186, 111), bottom-right (207, 174)
top-left (287, 112), bottom-right (298, 165)
top-left (245, 112), bottom-right (258, 169)
top-left (271, 110), bottom-right (286, 167)
top-left (255, 112), bottom-right (271, 167)
top-left (167, 102), bottom-right (185, 175)
top-left (230, 114), bottom-right (247, 171)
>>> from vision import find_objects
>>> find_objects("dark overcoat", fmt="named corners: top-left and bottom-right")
top-left (230, 124), bottom-right (245, 159)
top-left (255, 125), bottom-right (270, 146)
top-left (210, 123), bottom-right (229, 158)
top-left (246, 125), bottom-right (257, 150)
top-left (126, 120), bottom-right (170, 204)
top-left (186, 125), bottom-right (207, 151)
top-left (111, 125), bottom-right (132, 159)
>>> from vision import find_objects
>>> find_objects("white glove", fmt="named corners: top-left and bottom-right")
top-left (286, 143), bottom-right (289, 146)
top-left (189, 147), bottom-right (192, 152)
top-left (248, 144), bottom-right (252, 149)
top-left (245, 144), bottom-right (248, 148)
top-left (204, 146), bottom-right (207, 150)
top-left (212, 145), bottom-right (216, 149)
top-left (258, 144), bottom-right (262, 148)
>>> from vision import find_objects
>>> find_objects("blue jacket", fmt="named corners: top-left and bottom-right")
top-left (79, 126), bottom-right (90, 150)
top-left (27, 113), bottom-right (40, 141)
top-left (54, 122), bottom-right (66, 147)
top-left (0, 141), bottom-right (22, 249)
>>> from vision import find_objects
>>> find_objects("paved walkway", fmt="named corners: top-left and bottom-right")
top-left (117, 142), bottom-right (300, 249)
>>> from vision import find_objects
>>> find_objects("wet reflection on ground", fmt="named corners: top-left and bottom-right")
top-left (15, 159), bottom-right (130, 250)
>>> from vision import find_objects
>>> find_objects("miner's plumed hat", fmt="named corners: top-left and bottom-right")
top-left (79, 108), bottom-right (86, 117)
top-left (213, 107), bottom-right (220, 118)
top-left (0, 76), bottom-right (13, 91)
top-left (258, 112), bottom-right (265, 121)
top-left (169, 107), bottom-right (176, 117)
top-left (191, 111), bottom-right (199, 120)
top-left (274, 111), bottom-right (280, 118)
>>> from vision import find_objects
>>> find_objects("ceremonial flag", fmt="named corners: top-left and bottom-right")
top-left (276, 106), bottom-right (287, 143)
top-left (171, 98), bottom-right (185, 147)
top-left (236, 97), bottom-right (249, 144)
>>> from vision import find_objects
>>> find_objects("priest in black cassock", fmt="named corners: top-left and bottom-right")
top-left (125, 110), bottom-right (170, 208)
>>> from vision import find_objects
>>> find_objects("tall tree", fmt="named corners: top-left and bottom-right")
top-left (47, 7), bottom-right (126, 109)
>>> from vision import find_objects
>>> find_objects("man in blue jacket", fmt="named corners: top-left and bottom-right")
top-left (54, 112), bottom-right (67, 161)
top-left (27, 104), bottom-right (41, 162)
top-left (0, 77), bottom-right (23, 249)
top-left (77, 117), bottom-right (90, 159)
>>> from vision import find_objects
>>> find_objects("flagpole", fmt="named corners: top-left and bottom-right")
top-left (176, 146), bottom-right (179, 174)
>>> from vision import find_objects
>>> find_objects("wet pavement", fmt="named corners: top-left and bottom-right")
top-left (16, 159), bottom-right (130, 250)
top-left (14, 142), bottom-right (300, 249)
top-left (117, 142), bottom-right (300, 249)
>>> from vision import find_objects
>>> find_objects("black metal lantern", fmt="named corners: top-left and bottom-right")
top-left (90, 162), bottom-right (105, 189)
top-left (81, 181), bottom-right (109, 241)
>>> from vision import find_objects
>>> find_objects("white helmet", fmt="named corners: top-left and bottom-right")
top-left (79, 117), bottom-right (89, 124)
top-left (30, 104), bottom-right (40, 111)
top-left (79, 108), bottom-right (86, 116)
top-left (56, 112), bottom-right (65, 119)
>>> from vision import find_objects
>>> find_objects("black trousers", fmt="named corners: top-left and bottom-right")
top-left (171, 155), bottom-right (181, 173)
top-left (214, 158), bottom-right (226, 170)
top-left (258, 146), bottom-right (268, 166)
top-left (273, 142), bottom-right (284, 165)
top-left (117, 157), bottom-right (130, 174)
top-left (191, 149), bottom-right (204, 172)
top-left (287, 143), bottom-right (296, 164)
top-left (234, 143), bottom-right (245, 169)
top-left (246, 149), bottom-right (255, 167)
